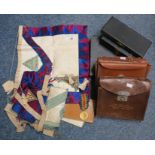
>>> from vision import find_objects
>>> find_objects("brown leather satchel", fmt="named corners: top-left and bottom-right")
top-left (96, 78), bottom-right (151, 120)
top-left (96, 57), bottom-right (151, 80)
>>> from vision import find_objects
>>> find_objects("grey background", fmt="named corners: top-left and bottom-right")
top-left (0, 14), bottom-right (155, 140)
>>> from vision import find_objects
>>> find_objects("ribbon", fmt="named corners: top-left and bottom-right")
top-left (79, 78), bottom-right (89, 91)
top-left (4, 103), bottom-right (26, 132)
top-left (2, 81), bottom-right (15, 94)
top-left (15, 93), bottom-right (41, 120)
top-left (36, 109), bottom-right (47, 132)
top-left (42, 75), bottom-right (50, 96)
top-left (37, 91), bottom-right (46, 111)
top-left (43, 129), bottom-right (55, 137)
top-left (54, 74), bottom-right (79, 90)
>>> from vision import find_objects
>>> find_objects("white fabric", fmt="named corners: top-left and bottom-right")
top-left (44, 87), bottom-right (67, 127)
top-left (15, 26), bottom-right (79, 92)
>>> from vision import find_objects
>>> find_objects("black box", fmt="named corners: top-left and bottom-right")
top-left (100, 17), bottom-right (152, 57)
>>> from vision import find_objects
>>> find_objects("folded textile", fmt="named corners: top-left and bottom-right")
top-left (2, 24), bottom-right (92, 136)
top-left (10, 25), bottom-right (90, 124)
top-left (43, 87), bottom-right (68, 130)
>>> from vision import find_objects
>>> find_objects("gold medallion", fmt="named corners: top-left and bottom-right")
top-left (80, 111), bottom-right (88, 121)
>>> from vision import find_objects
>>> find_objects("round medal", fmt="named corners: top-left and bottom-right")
top-left (80, 111), bottom-right (88, 121)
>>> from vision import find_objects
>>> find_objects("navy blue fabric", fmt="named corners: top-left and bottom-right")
top-left (0, 14), bottom-right (155, 140)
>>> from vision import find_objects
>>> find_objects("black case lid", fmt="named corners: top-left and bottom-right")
top-left (101, 17), bottom-right (152, 57)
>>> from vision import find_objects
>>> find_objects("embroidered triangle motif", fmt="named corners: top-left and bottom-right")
top-left (23, 55), bottom-right (38, 71)
top-left (25, 89), bottom-right (37, 102)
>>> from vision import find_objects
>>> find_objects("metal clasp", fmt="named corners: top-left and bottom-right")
top-left (117, 91), bottom-right (130, 102)
top-left (117, 95), bottom-right (128, 102)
